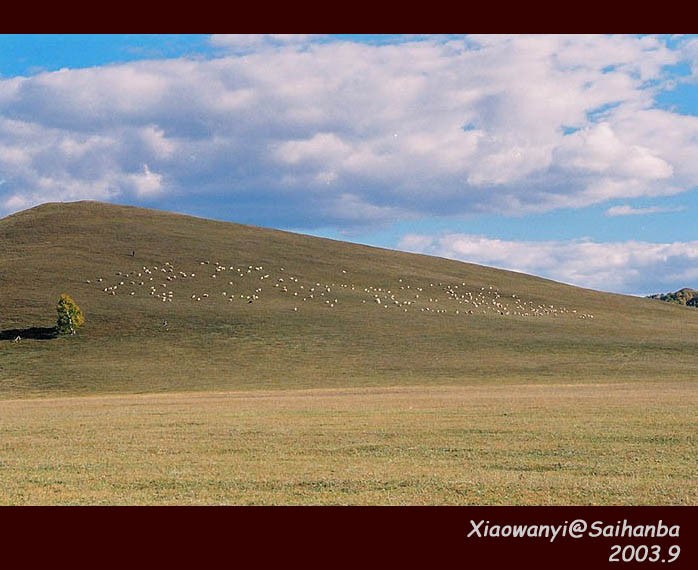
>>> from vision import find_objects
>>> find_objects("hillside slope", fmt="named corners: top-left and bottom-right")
top-left (2, 201), bottom-right (698, 397)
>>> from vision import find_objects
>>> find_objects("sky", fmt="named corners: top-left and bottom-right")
top-left (1, 34), bottom-right (698, 296)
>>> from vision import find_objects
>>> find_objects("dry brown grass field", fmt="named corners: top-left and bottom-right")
top-left (0, 384), bottom-right (694, 505)
top-left (0, 202), bottom-right (696, 504)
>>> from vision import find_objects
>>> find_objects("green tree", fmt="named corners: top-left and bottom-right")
top-left (56, 293), bottom-right (85, 335)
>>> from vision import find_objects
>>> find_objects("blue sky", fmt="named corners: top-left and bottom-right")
top-left (1, 34), bottom-right (698, 295)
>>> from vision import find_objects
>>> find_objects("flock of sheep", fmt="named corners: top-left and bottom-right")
top-left (85, 259), bottom-right (594, 321)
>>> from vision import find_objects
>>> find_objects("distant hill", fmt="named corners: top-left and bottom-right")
top-left (2, 200), bottom-right (698, 398)
top-left (647, 288), bottom-right (698, 307)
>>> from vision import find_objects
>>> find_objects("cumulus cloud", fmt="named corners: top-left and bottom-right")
top-left (0, 34), bottom-right (697, 227)
top-left (126, 164), bottom-right (164, 197)
top-left (399, 233), bottom-right (698, 295)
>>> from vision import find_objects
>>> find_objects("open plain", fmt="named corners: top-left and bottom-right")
top-left (0, 383), bottom-right (695, 505)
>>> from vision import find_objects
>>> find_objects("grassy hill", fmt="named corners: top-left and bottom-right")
top-left (1, 201), bottom-right (696, 505)
top-left (2, 200), bottom-right (698, 398)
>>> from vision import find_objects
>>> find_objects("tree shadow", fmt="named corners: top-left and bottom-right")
top-left (0, 326), bottom-right (58, 341)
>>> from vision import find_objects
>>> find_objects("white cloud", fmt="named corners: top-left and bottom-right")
top-left (138, 125), bottom-right (176, 159)
top-left (210, 35), bottom-right (327, 52)
top-left (398, 232), bottom-right (698, 295)
top-left (126, 164), bottom-right (164, 197)
top-left (275, 132), bottom-right (352, 166)
top-left (680, 37), bottom-right (698, 80)
top-left (555, 122), bottom-right (673, 179)
top-left (330, 192), bottom-right (407, 223)
top-left (0, 34), bottom-right (697, 226)
top-left (2, 175), bottom-right (116, 212)
top-left (605, 204), bottom-right (685, 216)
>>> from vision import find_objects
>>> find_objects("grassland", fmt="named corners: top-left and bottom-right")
top-left (0, 383), bottom-right (694, 505)
top-left (0, 202), bottom-right (696, 504)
